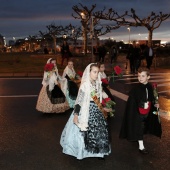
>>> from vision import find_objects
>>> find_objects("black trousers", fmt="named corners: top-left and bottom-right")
top-left (146, 57), bottom-right (153, 69)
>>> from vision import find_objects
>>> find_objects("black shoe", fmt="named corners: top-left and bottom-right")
top-left (139, 148), bottom-right (149, 154)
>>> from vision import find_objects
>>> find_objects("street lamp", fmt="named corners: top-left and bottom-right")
top-left (138, 33), bottom-right (141, 40)
top-left (127, 27), bottom-right (130, 44)
top-left (80, 12), bottom-right (86, 54)
top-left (63, 34), bottom-right (67, 39)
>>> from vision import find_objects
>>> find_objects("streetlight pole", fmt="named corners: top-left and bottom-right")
top-left (127, 27), bottom-right (130, 45)
top-left (81, 12), bottom-right (86, 55)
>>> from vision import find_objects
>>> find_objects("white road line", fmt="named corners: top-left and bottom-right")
top-left (110, 89), bottom-right (128, 101)
top-left (0, 90), bottom-right (169, 120)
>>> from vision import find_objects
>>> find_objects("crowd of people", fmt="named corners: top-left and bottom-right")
top-left (126, 43), bottom-right (155, 74)
top-left (35, 40), bottom-right (161, 160)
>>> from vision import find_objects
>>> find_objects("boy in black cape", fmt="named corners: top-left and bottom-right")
top-left (119, 67), bottom-right (162, 154)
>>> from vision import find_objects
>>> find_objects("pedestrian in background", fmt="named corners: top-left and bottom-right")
top-left (61, 40), bottom-right (72, 65)
top-left (110, 45), bottom-right (118, 63)
top-left (119, 67), bottom-right (162, 154)
top-left (144, 44), bottom-right (154, 69)
top-left (126, 42), bottom-right (141, 74)
top-left (98, 45), bottom-right (107, 63)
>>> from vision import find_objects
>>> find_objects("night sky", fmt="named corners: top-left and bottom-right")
top-left (0, 0), bottom-right (170, 43)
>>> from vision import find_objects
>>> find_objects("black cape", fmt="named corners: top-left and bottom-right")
top-left (119, 83), bottom-right (162, 141)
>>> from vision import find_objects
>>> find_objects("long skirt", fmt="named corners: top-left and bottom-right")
top-left (60, 102), bottom-right (111, 159)
top-left (36, 85), bottom-right (70, 113)
top-left (66, 80), bottom-right (79, 108)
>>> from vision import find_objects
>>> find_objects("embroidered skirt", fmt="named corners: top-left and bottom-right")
top-left (60, 102), bottom-right (111, 159)
top-left (36, 85), bottom-right (70, 113)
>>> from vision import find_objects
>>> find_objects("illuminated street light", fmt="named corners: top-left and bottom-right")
top-left (63, 34), bottom-right (67, 39)
top-left (80, 12), bottom-right (87, 54)
top-left (81, 12), bottom-right (86, 19)
top-left (138, 33), bottom-right (141, 40)
top-left (3, 37), bottom-right (6, 46)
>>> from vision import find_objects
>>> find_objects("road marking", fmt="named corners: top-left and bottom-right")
top-left (110, 89), bottom-right (128, 101)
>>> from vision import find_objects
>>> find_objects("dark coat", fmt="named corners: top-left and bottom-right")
top-left (144, 46), bottom-right (154, 58)
top-left (126, 46), bottom-right (141, 61)
top-left (61, 44), bottom-right (72, 57)
top-left (119, 83), bottom-right (162, 141)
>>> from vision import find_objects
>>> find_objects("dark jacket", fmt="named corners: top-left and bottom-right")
top-left (144, 46), bottom-right (154, 58)
top-left (61, 43), bottom-right (72, 57)
top-left (126, 46), bottom-right (141, 60)
top-left (119, 83), bottom-right (162, 141)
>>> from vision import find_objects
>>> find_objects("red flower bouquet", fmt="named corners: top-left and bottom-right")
top-left (77, 71), bottom-right (83, 77)
top-left (101, 78), bottom-right (109, 85)
top-left (152, 83), bottom-right (159, 104)
top-left (102, 97), bottom-right (116, 117)
top-left (114, 65), bottom-right (123, 77)
top-left (44, 63), bottom-right (55, 72)
top-left (110, 65), bottom-right (123, 82)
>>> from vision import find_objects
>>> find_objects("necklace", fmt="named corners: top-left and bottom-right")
top-left (91, 81), bottom-right (97, 93)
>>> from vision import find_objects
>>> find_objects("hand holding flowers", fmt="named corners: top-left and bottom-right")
top-left (44, 63), bottom-right (55, 78)
top-left (102, 97), bottom-right (116, 117)
top-left (44, 63), bottom-right (55, 72)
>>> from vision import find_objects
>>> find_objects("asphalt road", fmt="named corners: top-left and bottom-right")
top-left (0, 78), bottom-right (169, 170)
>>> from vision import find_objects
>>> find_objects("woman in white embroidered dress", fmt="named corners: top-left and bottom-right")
top-left (60, 63), bottom-right (111, 160)
top-left (36, 58), bottom-right (69, 113)
top-left (60, 60), bottom-right (79, 108)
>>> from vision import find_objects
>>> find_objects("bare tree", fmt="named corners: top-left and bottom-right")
top-left (27, 35), bottom-right (37, 52)
top-left (97, 8), bottom-right (170, 46)
top-left (122, 9), bottom-right (170, 46)
top-left (39, 23), bottom-right (77, 54)
top-left (72, 4), bottom-right (122, 54)
top-left (72, 4), bottom-right (96, 55)
top-left (46, 24), bottom-right (64, 53)
top-left (71, 26), bottom-right (82, 50)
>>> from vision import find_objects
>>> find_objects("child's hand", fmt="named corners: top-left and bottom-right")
top-left (103, 107), bottom-right (112, 112)
top-left (154, 103), bottom-right (159, 108)
top-left (73, 115), bottom-right (78, 125)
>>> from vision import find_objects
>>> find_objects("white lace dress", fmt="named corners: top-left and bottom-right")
top-left (60, 82), bottom-right (111, 159)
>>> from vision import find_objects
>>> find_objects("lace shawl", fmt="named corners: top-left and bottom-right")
top-left (99, 72), bottom-right (107, 79)
top-left (75, 63), bottom-right (102, 131)
top-left (42, 58), bottom-right (60, 90)
top-left (60, 66), bottom-right (76, 96)
top-left (63, 66), bottom-right (76, 79)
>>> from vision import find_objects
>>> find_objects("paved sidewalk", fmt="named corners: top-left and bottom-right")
top-left (0, 54), bottom-right (169, 78)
